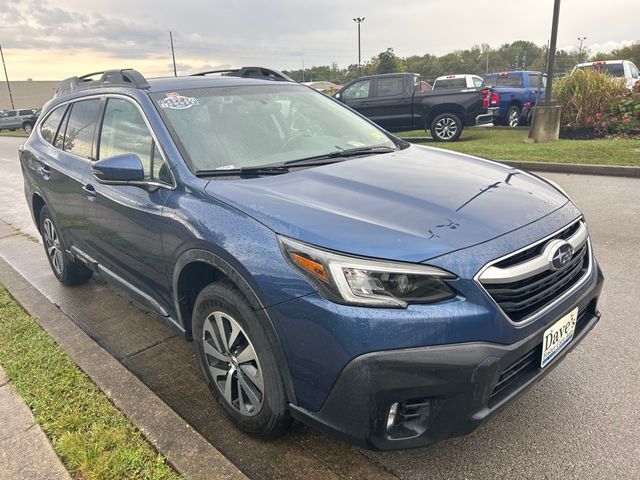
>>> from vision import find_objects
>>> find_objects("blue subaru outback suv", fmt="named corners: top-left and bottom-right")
top-left (19, 67), bottom-right (603, 450)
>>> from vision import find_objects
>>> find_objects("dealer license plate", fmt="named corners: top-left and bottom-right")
top-left (541, 307), bottom-right (578, 368)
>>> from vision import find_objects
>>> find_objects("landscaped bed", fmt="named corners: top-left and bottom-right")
top-left (396, 127), bottom-right (640, 166)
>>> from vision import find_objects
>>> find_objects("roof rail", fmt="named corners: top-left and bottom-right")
top-left (190, 66), bottom-right (295, 82)
top-left (55, 69), bottom-right (150, 97)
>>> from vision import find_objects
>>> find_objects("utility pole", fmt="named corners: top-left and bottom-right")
top-left (353, 17), bottom-right (365, 71)
top-left (169, 31), bottom-right (177, 77)
top-left (484, 46), bottom-right (490, 75)
top-left (0, 43), bottom-right (15, 110)
top-left (544, 0), bottom-right (561, 104)
top-left (577, 36), bottom-right (587, 63)
top-left (302, 59), bottom-right (305, 82)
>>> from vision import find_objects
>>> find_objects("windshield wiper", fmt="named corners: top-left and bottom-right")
top-left (194, 146), bottom-right (398, 177)
top-left (284, 145), bottom-right (398, 167)
top-left (195, 165), bottom-right (290, 177)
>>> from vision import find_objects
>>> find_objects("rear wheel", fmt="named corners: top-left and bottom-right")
top-left (506, 105), bottom-right (521, 127)
top-left (430, 113), bottom-right (463, 142)
top-left (192, 281), bottom-right (292, 439)
top-left (23, 123), bottom-right (33, 134)
top-left (39, 206), bottom-right (93, 286)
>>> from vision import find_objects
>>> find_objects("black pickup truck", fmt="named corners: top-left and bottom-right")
top-left (335, 72), bottom-right (485, 141)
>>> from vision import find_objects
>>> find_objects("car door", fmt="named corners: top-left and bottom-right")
top-left (83, 96), bottom-right (174, 314)
top-left (527, 73), bottom-right (546, 103)
top-left (0, 110), bottom-right (17, 129)
top-left (338, 79), bottom-right (376, 119)
top-left (366, 75), bottom-right (413, 131)
top-left (25, 100), bottom-right (98, 249)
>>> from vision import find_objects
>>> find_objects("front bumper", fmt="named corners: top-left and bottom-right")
top-left (290, 265), bottom-right (603, 450)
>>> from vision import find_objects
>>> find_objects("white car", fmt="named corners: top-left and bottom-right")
top-left (574, 60), bottom-right (640, 90)
top-left (432, 74), bottom-right (484, 91)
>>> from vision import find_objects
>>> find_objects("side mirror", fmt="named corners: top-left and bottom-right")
top-left (93, 153), bottom-right (144, 183)
top-left (334, 92), bottom-right (341, 100)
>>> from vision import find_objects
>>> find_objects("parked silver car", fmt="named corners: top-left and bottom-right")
top-left (0, 109), bottom-right (39, 133)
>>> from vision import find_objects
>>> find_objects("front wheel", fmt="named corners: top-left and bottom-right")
top-left (192, 281), bottom-right (292, 439)
top-left (430, 113), bottom-right (463, 142)
top-left (23, 123), bottom-right (33, 134)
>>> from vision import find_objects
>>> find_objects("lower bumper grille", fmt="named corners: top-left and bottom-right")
top-left (490, 301), bottom-right (595, 403)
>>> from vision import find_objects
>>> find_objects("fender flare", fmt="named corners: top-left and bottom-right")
top-left (172, 248), bottom-right (298, 404)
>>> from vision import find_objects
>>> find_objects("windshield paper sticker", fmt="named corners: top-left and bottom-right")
top-left (158, 93), bottom-right (199, 110)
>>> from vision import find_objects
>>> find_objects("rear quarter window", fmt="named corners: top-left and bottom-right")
top-left (40, 105), bottom-right (67, 145)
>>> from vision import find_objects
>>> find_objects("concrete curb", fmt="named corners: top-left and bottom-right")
top-left (495, 160), bottom-right (640, 178)
top-left (0, 247), bottom-right (247, 480)
top-left (400, 138), bottom-right (640, 178)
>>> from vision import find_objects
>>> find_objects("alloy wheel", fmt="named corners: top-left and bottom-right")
top-left (434, 117), bottom-right (458, 140)
top-left (508, 109), bottom-right (519, 127)
top-left (43, 218), bottom-right (63, 275)
top-left (202, 311), bottom-right (264, 416)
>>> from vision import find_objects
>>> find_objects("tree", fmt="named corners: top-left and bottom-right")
top-left (371, 48), bottom-right (405, 74)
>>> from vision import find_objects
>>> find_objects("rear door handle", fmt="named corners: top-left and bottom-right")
top-left (82, 184), bottom-right (97, 200)
top-left (38, 164), bottom-right (51, 180)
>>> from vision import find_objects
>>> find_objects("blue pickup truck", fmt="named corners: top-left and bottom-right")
top-left (481, 71), bottom-right (546, 127)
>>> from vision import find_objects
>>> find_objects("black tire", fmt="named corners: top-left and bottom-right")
top-left (192, 281), bottom-right (292, 439)
top-left (39, 206), bottom-right (93, 286)
top-left (430, 113), bottom-right (463, 142)
top-left (505, 105), bottom-right (521, 128)
top-left (23, 123), bottom-right (33, 134)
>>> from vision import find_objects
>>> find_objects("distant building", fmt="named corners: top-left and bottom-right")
top-left (0, 80), bottom-right (60, 110)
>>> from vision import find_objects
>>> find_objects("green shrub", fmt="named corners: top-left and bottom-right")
top-left (555, 69), bottom-right (627, 129)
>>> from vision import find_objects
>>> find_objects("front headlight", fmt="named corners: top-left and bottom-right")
top-left (279, 236), bottom-right (457, 308)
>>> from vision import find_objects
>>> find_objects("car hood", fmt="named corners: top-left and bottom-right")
top-left (204, 145), bottom-right (568, 262)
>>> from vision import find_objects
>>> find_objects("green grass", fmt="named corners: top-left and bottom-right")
top-left (397, 127), bottom-right (640, 166)
top-left (0, 128), bottom-right (28, 137)
top-left (0, 285), bottom-right (181, 480)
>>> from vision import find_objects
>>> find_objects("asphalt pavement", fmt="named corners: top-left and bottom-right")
top-left (0, 136), bottom-right (638, 479)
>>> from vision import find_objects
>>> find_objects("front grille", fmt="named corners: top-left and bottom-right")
top-left (479, 220), bottom-right (591, 323)
top-left (489, 302), bottom-right (594, 404)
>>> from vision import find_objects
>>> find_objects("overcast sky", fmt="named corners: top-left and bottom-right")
top-left (0, 0), bottom-right (638, 80)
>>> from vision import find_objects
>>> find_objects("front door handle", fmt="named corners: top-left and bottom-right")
top-left (82, 184), bottom-right (97, 200)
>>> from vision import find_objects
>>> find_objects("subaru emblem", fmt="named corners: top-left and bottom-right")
top-left (548, 241), bottom-right (573, 270)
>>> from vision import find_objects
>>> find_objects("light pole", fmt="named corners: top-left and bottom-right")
top-left (169, 31), bottom-right (177, 77)
top-left (577, 36), bottom-right (587, 63)
top-left (0, 43), bottom-right (15, 110)
top-left (353, 17), bottom-right (365, 69)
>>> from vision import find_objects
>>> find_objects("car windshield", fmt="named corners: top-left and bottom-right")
top-left (577, 63), bottom-right (625, 77)
top-left (151, 84), bottom-right (396, 172)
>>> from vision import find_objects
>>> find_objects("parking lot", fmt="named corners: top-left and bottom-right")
top-left (0, 135), bottom-right (638, 479)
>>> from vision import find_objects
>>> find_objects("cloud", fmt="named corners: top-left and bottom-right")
top-left (0, 0), bottom-right (638, 80)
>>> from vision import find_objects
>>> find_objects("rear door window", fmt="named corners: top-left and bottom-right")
top-left (376, 76), bottom-right (405, 97)
top-left (63, 99), bottom-right (101, 159)
top-left (40, 105), bottom-right (67, 145)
